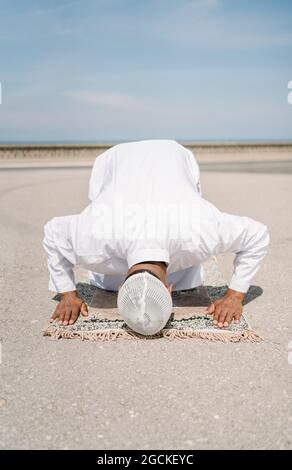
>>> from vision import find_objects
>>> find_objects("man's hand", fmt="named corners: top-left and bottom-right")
top-left (50, 290), bottom-right (88, 325)
top-left (205, 288), bottom-right (244, 328)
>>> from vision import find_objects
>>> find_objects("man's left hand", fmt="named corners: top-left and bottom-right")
top-left (206, 288), bottom-right (244, 328)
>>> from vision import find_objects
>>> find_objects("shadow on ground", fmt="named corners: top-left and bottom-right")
top-left (53, 283), bottom-right (263, 308)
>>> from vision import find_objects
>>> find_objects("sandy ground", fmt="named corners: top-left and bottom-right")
top-left (0, 162), bottom-right (291, 450)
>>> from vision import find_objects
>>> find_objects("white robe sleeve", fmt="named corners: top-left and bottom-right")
top-left (88, 147), bottom-right (114, 201)
top-left (218, 213), bottom-right (270, 293)
top-left (43, 217), bottom-right (76, 293)
top-left (186, 149), bottom-right (202, 195)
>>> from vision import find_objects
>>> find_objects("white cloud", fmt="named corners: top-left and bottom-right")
top-left (63, 90), bottom-right (152, 111)
top-left (1, 92), bottom-right (291, 140)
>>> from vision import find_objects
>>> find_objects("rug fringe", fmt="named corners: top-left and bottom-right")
top-left (43, 325), bottom-right (263, 343)
top-left (43, 326), bottom-right (139, 341)
top-left (161, 328), bottom-right (263, 343)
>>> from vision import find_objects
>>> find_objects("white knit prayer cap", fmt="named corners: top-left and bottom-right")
top-left (117, 271), bottom-right (172, 336)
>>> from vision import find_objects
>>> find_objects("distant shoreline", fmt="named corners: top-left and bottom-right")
top-left (1, 141), bottom-right (292, 169)
top-left (1, 140), bottom-right (292, 149)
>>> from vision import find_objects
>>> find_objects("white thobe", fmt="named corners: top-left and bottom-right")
top-left (43, 139), bottom-right (269, 293)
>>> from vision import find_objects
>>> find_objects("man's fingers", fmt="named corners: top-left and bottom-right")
top-left (69, 305), bottom-right (80, 325)
top-left (206, 303), bottom-right (215, 314)
top-left (63, 307), bottom-right (72, 326)
top-left (50, 308), bottom-right (60, 322)
top-left (58, 310), bottom-right (66, 324)
top-left (80, 302), bottom-right (88, 317)
top-left (217, 309), bottom-right (228, 328)
top-left (212, 305), bottom-right (222, 325)
top-left (209, 295), bottom-right (243, 327)
top-left (223, 311), bottom-right (234, 328)
top-left (52, 298), bottom-right (88, 326)
top-left (234, 311), bottom-right (242, 324)
top-left (57, 305), bottom-right (68, 324)
top-left (51, 306), bottom-right (65, 324)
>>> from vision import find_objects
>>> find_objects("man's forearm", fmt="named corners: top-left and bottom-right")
top-left (60, 290), bottom-right (78, 298)
top-left (225, 288), bottom-right (245, 302)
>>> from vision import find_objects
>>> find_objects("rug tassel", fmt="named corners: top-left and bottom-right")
top-left (161, 328), bottom-right (263, 343)
top-left (43, 325), bottom-right (263, 343)
top-left (43, 327), bottom-right (144, 341)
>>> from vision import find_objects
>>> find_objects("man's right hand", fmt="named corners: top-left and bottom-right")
top-left (50, 290), bottom-right (88, 325)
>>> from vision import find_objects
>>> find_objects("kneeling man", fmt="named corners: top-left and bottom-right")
top-left (43, 140), bottom-right (269, 335)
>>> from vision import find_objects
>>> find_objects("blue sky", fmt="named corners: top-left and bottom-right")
top-left (0, 0), bottom-right (292, 142)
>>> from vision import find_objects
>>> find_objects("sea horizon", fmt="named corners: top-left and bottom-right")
top-left (1, 138), bottom-right (292, 146)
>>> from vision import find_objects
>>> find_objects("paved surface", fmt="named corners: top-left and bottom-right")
top-left (1, 159), bottom-right (292, 173)
top-left (0, 164), bottom-right (291, 449)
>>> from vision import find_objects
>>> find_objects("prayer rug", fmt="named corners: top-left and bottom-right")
top-left (43, 257), bottom-right (263, 342)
